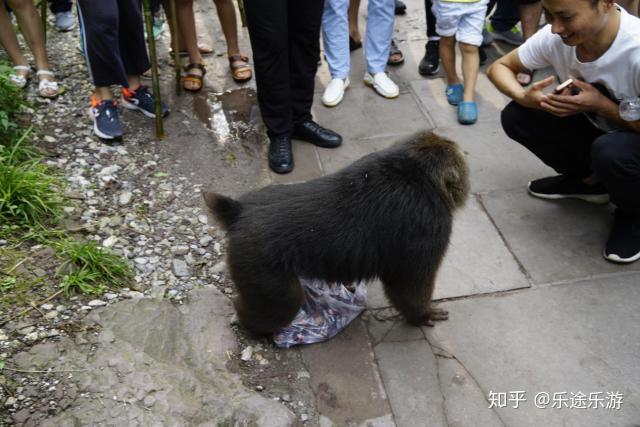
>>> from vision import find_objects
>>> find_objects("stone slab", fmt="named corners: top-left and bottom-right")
top-left (271, 140), bottom-right (323, 184)
top-left (425, 274), bottom-right (640, 427)
top-left (311, 86), bottom-right (432, 143)
top-left (375, 340), bottom-right (447, 427)
top-left (481, 189), bottom-right (640, 284)
top-left (302, 318), bottom-right (394, 425)
top-left (317, 134), bottom-right (403, 175)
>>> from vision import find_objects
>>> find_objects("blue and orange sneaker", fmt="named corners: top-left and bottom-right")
top-left (121, 85), bottom-right (169, 118)
top-left (89, 95), bottom-right (123, 141)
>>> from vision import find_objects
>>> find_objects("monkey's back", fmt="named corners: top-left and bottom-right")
top-left (225, 144), bottom-right (454, 284)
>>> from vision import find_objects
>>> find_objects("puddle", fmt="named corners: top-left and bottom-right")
top-left (192, 88), bottom-right (262, 147)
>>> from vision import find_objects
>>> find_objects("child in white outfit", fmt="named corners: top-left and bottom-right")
top-left (433, 0), bottom-right (488, 124)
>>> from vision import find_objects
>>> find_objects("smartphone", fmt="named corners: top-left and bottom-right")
top-left (554, 78), bottom-right (574, 94)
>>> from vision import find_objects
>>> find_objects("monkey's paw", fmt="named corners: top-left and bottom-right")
top-left (424, 306), bottom-right (449, 327)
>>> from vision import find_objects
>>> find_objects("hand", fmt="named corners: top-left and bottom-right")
top-left (539, 79), bottom-right (606, 117)
top-left (516, 76), bottom-right (556, 110)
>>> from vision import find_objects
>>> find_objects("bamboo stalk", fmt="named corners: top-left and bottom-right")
top-left (168, 0), bottom-right (181, 95)
top-left (40, 0), bottom-right (47, 43)
top-left (237, 0), bottom-right (247, 27)
top-left (142, 0), bottom-right (165, 139)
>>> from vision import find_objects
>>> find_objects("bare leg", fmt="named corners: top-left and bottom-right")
top-left (7, 0), bottom-right (51, 77)
top-left (0, 3), bottom-right (29, 75)
top-left (163, 0), bottom-right (204, 90)
top-left (212, 0), bottom-right (240, 56)
top-left (519, 1), bottom-right (542, 41)
top-left (459, 42), bottom-right (478, 102)
top-left (439, 36), bottom-right (459, 86)
top-left (349, 0), bottom-right (361, 43)
top-left (95, 86), bottom-right (113, 101)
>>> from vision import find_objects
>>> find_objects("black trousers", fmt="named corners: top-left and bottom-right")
top-left (77, 0), bottom-right (150, 87)
top-left (501, 101), bottom-right (640, 215)
top-left (244, 0), bottom-right (324, 138)
top-left (49, 0), bottom-right (72, 14)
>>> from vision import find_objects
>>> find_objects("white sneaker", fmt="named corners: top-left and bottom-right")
top-left (364, 72), bottom-right (399, 99)
top-left (322, 78), bottom-right (349, 107)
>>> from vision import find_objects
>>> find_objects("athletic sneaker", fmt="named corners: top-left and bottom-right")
top-left (527, 175), bottom-right (609, 204)
top-left (121, 85), bottom-right (169, 118)
top-left (487, 23), bottom-right (524, 46)
top-left (89, 96), bottom-right (123, 141)
top-left (604, 210), bottom-right (640, 264)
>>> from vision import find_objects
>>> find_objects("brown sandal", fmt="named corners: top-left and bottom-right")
top-left (229, 54), bottom-right (252, 83)
top-left (387, 39), bottom-right (404, 66)
top-left (183, 63), bottom-right (206, 92)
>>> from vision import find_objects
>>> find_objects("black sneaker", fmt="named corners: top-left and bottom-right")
top-left (527, 175), bottom-right (609, 204)
top-left (604, 210), bottom-right (640, 263)
top-left (90, 97), bottom-right (123, 141)
top-left (419, 40), bottom-right (440, 76)
top-left (268, 135), bottom-right (294, 174)
top-left (121, 85), bottom-right (169, 118)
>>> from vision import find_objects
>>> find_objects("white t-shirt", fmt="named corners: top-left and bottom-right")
top-left (518, 6), bottom-right (640, 131)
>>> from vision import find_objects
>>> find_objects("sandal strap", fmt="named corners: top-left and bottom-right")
top-left (36, 70), bottom-right (55, 77)
top-left (13, 65), bottom-right (31, 72)
top-left (229, 54), bottom-right (249, 64)
top-left (184, 63), bottom-right (206, 74)
top-left (39, 79), bottom-right (59, 90)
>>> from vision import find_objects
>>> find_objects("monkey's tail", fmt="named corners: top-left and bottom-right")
top-left (202, 191), bottom-right (242, 230)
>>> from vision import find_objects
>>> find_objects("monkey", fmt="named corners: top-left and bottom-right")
top-left (203, 131), bottom-right (470, 336)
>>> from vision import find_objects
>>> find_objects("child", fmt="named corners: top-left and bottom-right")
top-left (488, 0), bottom-right (640, 263)
top-left (433, 0), bottom-right (488, 124)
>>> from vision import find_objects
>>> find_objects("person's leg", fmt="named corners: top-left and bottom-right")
top-left (322, 0), bottom-right (350, 80)
top-left (457, 1), bottom-right (485, 102)
top-left (116, 0), bottom-right (151, 86)
top-left (439, 36), bottom-right (458, 86)
top-left (244, 0), bottom-right (290, 137)
top-left (425, 0), bottom-right (438, 39)
top-left (489, 0), bottom-right (519, 32)
top-left (364, 0), bottom-right (394, 74)
top-left (0, 3), bottom-right (29, 74)
top-left (164, 0), bottom-right (204, 90)
top-left (7, 0), bottom-right (51, 73)
top-left (459, 42), bottom-right (478, 102)
top-left (501, 102), bottom-right (604, 178)
top-left (519, 0), bottom-right (542, 41)
top-left (288, 0), bottom-right (324, 125)
top-left (348, 0), bottom-right (361, 43)
top-left (419, 0), bottom-right (440, 76)
top-left (212, 0), bottom-right (240, 55)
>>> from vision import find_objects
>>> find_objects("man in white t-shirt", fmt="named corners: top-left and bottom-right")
top-left (488, 0), bottom-right (640, 263)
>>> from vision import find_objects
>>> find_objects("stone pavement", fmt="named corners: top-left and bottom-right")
top-left (265, 0), bottom-right (640, 425)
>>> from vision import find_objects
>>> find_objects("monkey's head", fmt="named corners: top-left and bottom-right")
top-left (406, 131), bottom-right (470, 211)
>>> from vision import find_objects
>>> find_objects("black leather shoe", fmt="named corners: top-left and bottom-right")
top-left (268, 135), bottom-right (294, 174)
top-left (419, 40), bottom-right (440, 76)
top-left (292, 121), bottom-right (342, 148)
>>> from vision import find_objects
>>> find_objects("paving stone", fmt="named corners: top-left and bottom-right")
top-left (481, 189), bottom-right (640, 284)
top-left (375, 340), bottom-right (447, 427)
top-left (271, 141), bottom-right (323, 184)
top-left (317, 134), bottom-right (401, 175)
top-left (425, 274), bottom-right (640, 426)
top-left (302, 319), bottom-right (393, 425)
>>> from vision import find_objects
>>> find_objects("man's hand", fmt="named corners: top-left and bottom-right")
top-left (515, 76), bottom-right (556, 110)
top-left (540, 79), bottom-right (606, 117)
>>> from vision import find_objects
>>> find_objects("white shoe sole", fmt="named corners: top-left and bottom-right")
top-left (363, 78), bottom-right (399, 99)
top-left (527, 184), bottom-right (610, 205)
top-left (603, 249), bottom-right (640, 264)
top-left (322, 80), bottom-right (349, 107)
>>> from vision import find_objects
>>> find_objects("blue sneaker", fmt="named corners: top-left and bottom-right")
top-left (457, 101), bottom-right (478, 125)
top-left (445, 83), bottom-right (464, 105)
top-left (121, 85), bottom-right (169, 118)
top-left (90, 96), bottom-right (123, 141)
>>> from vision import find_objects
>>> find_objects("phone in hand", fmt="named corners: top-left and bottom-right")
top-left (553, 78), bottom-right (574, 94)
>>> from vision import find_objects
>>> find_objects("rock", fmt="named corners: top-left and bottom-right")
top-left (0, 332), bottom-right (7, 340)
top-left (48, 329), bottom-right (60, 337)
top-left (172, 245), bottom-right (189, 256)
top-left (104, 293), bottom-right (118, 301)
top-left (282, 394), bottom-right (291, 402)
top-left (171, 259), bottom-right (190, 277)
top-left (45, 311), bottom-right (58, 319)
top-left (213, 242), bottom-right (222, 255)
top-left (4, 396), bottom-right (17, 407)
top-left (184, 253), bottom-right (195, 266)
top-left (256, 385), bottom-right (264, 391)
top-left (0, 239), bottom-right (7, 247)
top-left (240, 346), bottom-right (254, 361)
top-left (103, 236), bottom-right (118, 248)
top-left (143, 395), bottom-right (156, 407)
top-left (198, 214), bottom-right (208, 225)
top-left (301, 414), bottom-right (309, 422)
top-left (199, 236), bottom-right (213, 247)
top-left (211, 261), bottom-right (226, 274)
top-left (88, 300), bottom-right (107, 307)
top-left (119, 191), bottom-right (133, 206)
top-left (134, 257), bottom-right (148, 265)
top-left (41, 303), bottom-right (54, 310)
top-left (25, 332), bottom-right (39, 341)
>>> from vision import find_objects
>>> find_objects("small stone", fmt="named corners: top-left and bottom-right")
top-left (166, 289), bottom-right (178, 298)
top-left (281, 394), bottom-right (291, 402)
top-left (211, 261), bottom-right (226, 274)
top-left (143, 395), bottom-right (156, 407)
top-left (0, 332), bottom-right (7, 340)
top-left (25, 332), bottom-right (39, 341)
top-left (171, 259), bottom-right (190, 277)
top-left (240, 346), bottom-right (253, 361)
top-left (134, 257), bottom-right (148, 265)
top-left (301, 414), bottom-right (309, 422)
top-left (44, 135), bottom-right (56, 143)
top-left (45, 311), bottom-right (58, 319)
top-left (0, 240), bottom-right (7, 247)
top-left (199, 236), bottom-right (213, 247)
top-left (255, 385), bottom-right (264, 392)
top-left (172, 245), bottom-right (189, 256)
top-left (184, 253), bottom-right (195, 266)
top-left (4, 397), bottom-right (17, 407)
top-left (48, 329), bottom-right (60, 337)
top-left (224, 288), bottom-right (233, 295)
top-left (88, 300), bottom-right (107, 307)
top-left (198, 214), bottom-right (208, 225)
top-left (104, 293), bottom-right (118, 301)
top-left (103, 236), bottom-right (118, 248)
top-left (119, 191), bottom-right (133, 206)
top-left (41, 304), bottom-right (54, 310)
top-left (213, 242), bottom-right (222, 255)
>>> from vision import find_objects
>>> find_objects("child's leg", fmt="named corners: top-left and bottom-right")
top-left (459, 42), bottom-right (478, 101)
top-left (439, 36), bottom-right (458, 86)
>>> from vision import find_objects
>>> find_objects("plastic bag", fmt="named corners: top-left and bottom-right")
top-left (273, 278), bottom-right (367, 348)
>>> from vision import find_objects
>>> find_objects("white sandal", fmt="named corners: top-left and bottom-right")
top-left (10, 65), bottom-right (31, 88)
top-left (36, 70), bottom-right (59, 98)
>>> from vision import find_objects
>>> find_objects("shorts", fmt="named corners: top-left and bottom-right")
top-left (434, 0), bottom-right (489, 46)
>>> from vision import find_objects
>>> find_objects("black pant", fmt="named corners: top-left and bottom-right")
top-left (49, 0), bottom-right (72, 14)
top-left (501, 101), bottom-right (640, 215)
top-left (424, 0), bottom-right (437, 39)
top-left (244, 0), bottom-right (324, 137)
top-left (77, 0), bottom-right (150, 87)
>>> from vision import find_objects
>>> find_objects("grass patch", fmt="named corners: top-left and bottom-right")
top-left (57, 240), bottom-right (134, 296)
top-left (0, 63), bottom-right (26, 142)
